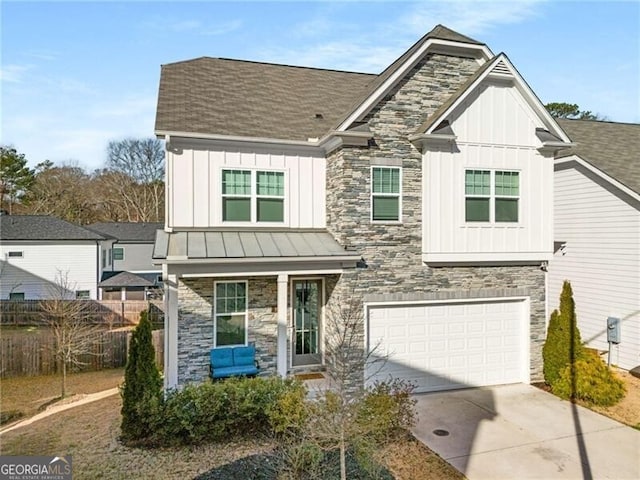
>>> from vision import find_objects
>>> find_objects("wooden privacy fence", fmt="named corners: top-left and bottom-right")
top-left (0, 329), bottom-right (164, 378)
top-left (0, 300), bottom-right (164, 326)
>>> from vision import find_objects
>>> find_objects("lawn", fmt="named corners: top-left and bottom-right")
top-left (0, 392), bottom-right (462, 480)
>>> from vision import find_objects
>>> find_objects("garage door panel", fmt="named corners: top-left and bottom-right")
top-left (366, 299), bottom-right (526, 393)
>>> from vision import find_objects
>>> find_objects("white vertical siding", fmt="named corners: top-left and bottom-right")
top-left (549, 167), bottom-right (640, 370)
top-left (113, 243), bottom-right (159, 273)
top-left (168, 144), bottom-right (326, 229)
top-left (422, 81), bottom-right (554, 262)
top-left (0, 242), bottom-right (99, 299)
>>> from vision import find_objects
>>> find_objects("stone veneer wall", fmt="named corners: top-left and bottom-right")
top-left (325, 52), bottom-right (546, 390)
top-left (176, 276), bottom-right (278, 385)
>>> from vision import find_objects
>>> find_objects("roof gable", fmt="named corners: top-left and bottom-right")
top-left (0, 215), bottom-right (105, 241)
top-left (556, 119), bottom-right (640, 195)
top-left (414, 53), bottom-right (572, 144)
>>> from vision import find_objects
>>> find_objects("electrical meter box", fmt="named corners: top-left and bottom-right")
top-left (607, 317), bottom-right (621, 344)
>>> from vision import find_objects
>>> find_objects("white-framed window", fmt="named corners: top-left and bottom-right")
top-left (75, 290), bottom-right (90, 299)
top-left (371, 166), bottom-right (401, 222)
top-left (214, 281), bottom-right (248, 347)
top-left (9, 292), bottom-right (24, 300)
top-left (465, 169), bottom-right (519, 223)
top-left (7, 251), bottom-right (23, 258)
top-left (112, 247), bottom-right (124, 261)
top-left (221, 169), bottom-right (285, 223)
top-left (102, 250), bottom-right (106, 269)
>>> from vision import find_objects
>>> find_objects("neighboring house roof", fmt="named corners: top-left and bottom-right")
top-left (87, 222), bottom-right (164, 242)
top-left (556, 119), bottom-right (640, 195)
top-left (153, 229), bottom-right (361, 262)
top-left (98, 271), bottom-right (155, 288)
top-left (154, 25), bottom-right (484, 142)
top-left (0, 215), bottom-right (105, 241)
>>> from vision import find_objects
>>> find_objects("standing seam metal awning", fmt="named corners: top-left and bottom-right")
top-left (153, 229), bottom-right (360, 263)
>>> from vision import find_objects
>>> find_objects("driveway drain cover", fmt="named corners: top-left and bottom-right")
top-left (433, 429), bottom-right (450, 436)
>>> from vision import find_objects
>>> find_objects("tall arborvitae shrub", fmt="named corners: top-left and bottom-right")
top-left (120, 310), bottom-right (163, 442)
top-left (542, 281), bottom-right (584, 386)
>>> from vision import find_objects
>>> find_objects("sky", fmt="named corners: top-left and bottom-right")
top-left (1, 0), bottom-right (639, 171)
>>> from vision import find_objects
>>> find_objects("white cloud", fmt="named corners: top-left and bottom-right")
top-left (201, 19), bottom-right (243, 36)
top-left (0, 64), bottom-right (33, 83)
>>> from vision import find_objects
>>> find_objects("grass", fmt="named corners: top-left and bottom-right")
top-left (1, 368), bottom-right (125, 421)
top-left (0, 392), bottom-right (462, 480)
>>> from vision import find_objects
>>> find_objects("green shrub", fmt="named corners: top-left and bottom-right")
top-left (543, 281), bottom-right (585, 387)
top-left (267, 383), bottom-right (309, 435)
top-left (152, 376), bottom-right (305, 446)
top-left (553, 349), bottom-right (626, 406)
top-left (120, 310), bottom-right (163, 442)
top-left (357, 378), bottom-right (417, 442)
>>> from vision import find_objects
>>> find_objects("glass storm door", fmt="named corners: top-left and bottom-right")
top-left (292, 280), bottom-right (321, 366)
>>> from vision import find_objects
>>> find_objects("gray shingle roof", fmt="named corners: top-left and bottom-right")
top-left (556, 119), bottom-right (640, 194)
top-left (154, 25), bottom-right (484, 141)
top-left (99, 271), bottom-right (155, 288)
top-left (153, 229), bottom-right (360, 261)
top-left (0, 215), bottom-right (105, 241)
top-left (87, 222), bottom-right (164, 242)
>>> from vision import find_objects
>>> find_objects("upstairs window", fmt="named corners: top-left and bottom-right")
top-left (465, 169), bottom-right (519, 223)
top-left (222, 169), bottom-right (285, 223)
top-left (113, 247), bottom-right (124, 261)
top-left (371, 167), bottom-right (401, 222)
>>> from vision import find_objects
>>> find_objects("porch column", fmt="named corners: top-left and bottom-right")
top-left (276, 273), bottom-right (288, 377)
top-left (164, 271), bottom-right (179, 390)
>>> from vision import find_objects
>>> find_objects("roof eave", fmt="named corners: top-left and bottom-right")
top-left (153, 254), bottom-right (361, 265)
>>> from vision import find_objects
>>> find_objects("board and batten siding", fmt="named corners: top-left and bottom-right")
top-left (167, 145), bottom-right (326, 229)
top-left (422, 81), bottom-right (554, 263)
top-left (0, 242), bottom-right (100, 300)
top-left (549, 166), bottom-right (640, 371)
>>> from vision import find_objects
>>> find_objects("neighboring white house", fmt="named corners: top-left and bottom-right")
top-left (0, 215), bottom-right (108, 300)
top-left (549, 119), bottom-right (640, 371)
top-left (86, 222), bottom-right (163, 300)
top-left (153, 25), bottom-right (574, 391)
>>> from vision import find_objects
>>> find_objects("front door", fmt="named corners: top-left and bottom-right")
top-left (292, 279), bottom-right (322, 366)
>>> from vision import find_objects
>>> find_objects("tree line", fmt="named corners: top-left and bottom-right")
top-left (0, 138), bottom-right (164, 224)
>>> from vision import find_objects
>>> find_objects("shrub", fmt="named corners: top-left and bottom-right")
top-left (153, 376), bottom-right (305, 446)
top-left (553, 349), bottom-right (626, 406)
top-left (357, 378), bottom-right (417, 442)
top-left (120, 310), bottom-right (163, 442)
top-left (543, 281), bottom-right (585, 387)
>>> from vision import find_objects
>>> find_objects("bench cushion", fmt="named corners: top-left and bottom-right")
top-left (210, 347), bottom-right (234, 368)
top-left (211, 365), bottom-right (258, 379)
top-left (233, 345), bottom-right (256, 367)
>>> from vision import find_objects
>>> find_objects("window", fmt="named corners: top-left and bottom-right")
top-left (7, 251), bottom-right (23, 258)
top-left (214, 281), bottom-right (247, 346)
top-left (465, 170), bottom-right (519, 223)
top-left (9, 292), bottom-right (24, 300)
top-left (102, 250), bottom-right (106, 269)
top-left (76, 290), bottom-right (90, 299)
top-left (371, 167), bottom-right (401, 222)
top-left (112, 248), bottom-right (124, 261)
top-left (222, 169), bottom-right (284, 222)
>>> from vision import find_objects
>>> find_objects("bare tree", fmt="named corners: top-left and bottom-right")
top-left (40, 270), bottom-right (103, 398)
top-left (104, 138), bottom-right (165, 222)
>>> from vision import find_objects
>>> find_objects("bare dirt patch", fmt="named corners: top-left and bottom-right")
top-left (1, 368), bottom-right (124, 420)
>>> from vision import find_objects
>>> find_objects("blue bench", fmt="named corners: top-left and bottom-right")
top-left (209, 345), bottom-right (259, 379)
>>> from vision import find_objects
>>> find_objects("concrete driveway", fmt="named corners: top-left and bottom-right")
top-left (411, 384), bottom-right (640, 479)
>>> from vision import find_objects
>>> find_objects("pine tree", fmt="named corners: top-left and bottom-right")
top-left (542, 281), bottom-right (584, 386)
top-left (120, 310), bottom-right (163, 441)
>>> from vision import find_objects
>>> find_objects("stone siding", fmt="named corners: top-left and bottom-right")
top-left (176, 276), bottom-right (278, 385)
top-left (325, 52), bottom-right (546, 389)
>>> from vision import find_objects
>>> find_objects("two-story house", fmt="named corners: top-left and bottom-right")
top-left (153, 25), bottom-right (573, 392)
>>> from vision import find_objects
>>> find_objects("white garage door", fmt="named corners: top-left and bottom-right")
top-left (366, 300), bottom-right (527, 393)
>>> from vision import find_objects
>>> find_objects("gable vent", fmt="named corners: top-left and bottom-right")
top-left (491, 60), bottom-right (511, 76)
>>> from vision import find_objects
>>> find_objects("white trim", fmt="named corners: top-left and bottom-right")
top-left (555, 154), bottom-right (640, 203)
top-left (213, 280), bottom-right (249, 348)
top-left (423, 251), bottom-right (552, 264)
top-left (276, 273), bottom-right (288, 377)
top-left (180, 269), bottom-right (344, 278)
top-left (370, 165), bottom-right (403, 224)
top-left (337, 38), bottom-right (492, 132)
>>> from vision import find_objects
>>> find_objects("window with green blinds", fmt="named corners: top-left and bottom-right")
top-left (465, 170), bottom-right (490, 222)
top-left (221, 169), bottom-right (284, 222)
top-left (372, 167), bottom-right (401, 222)
top-left (464, 169), bottom-right (519, 223)
top-left (214, 281), bottom-right (247, 347)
